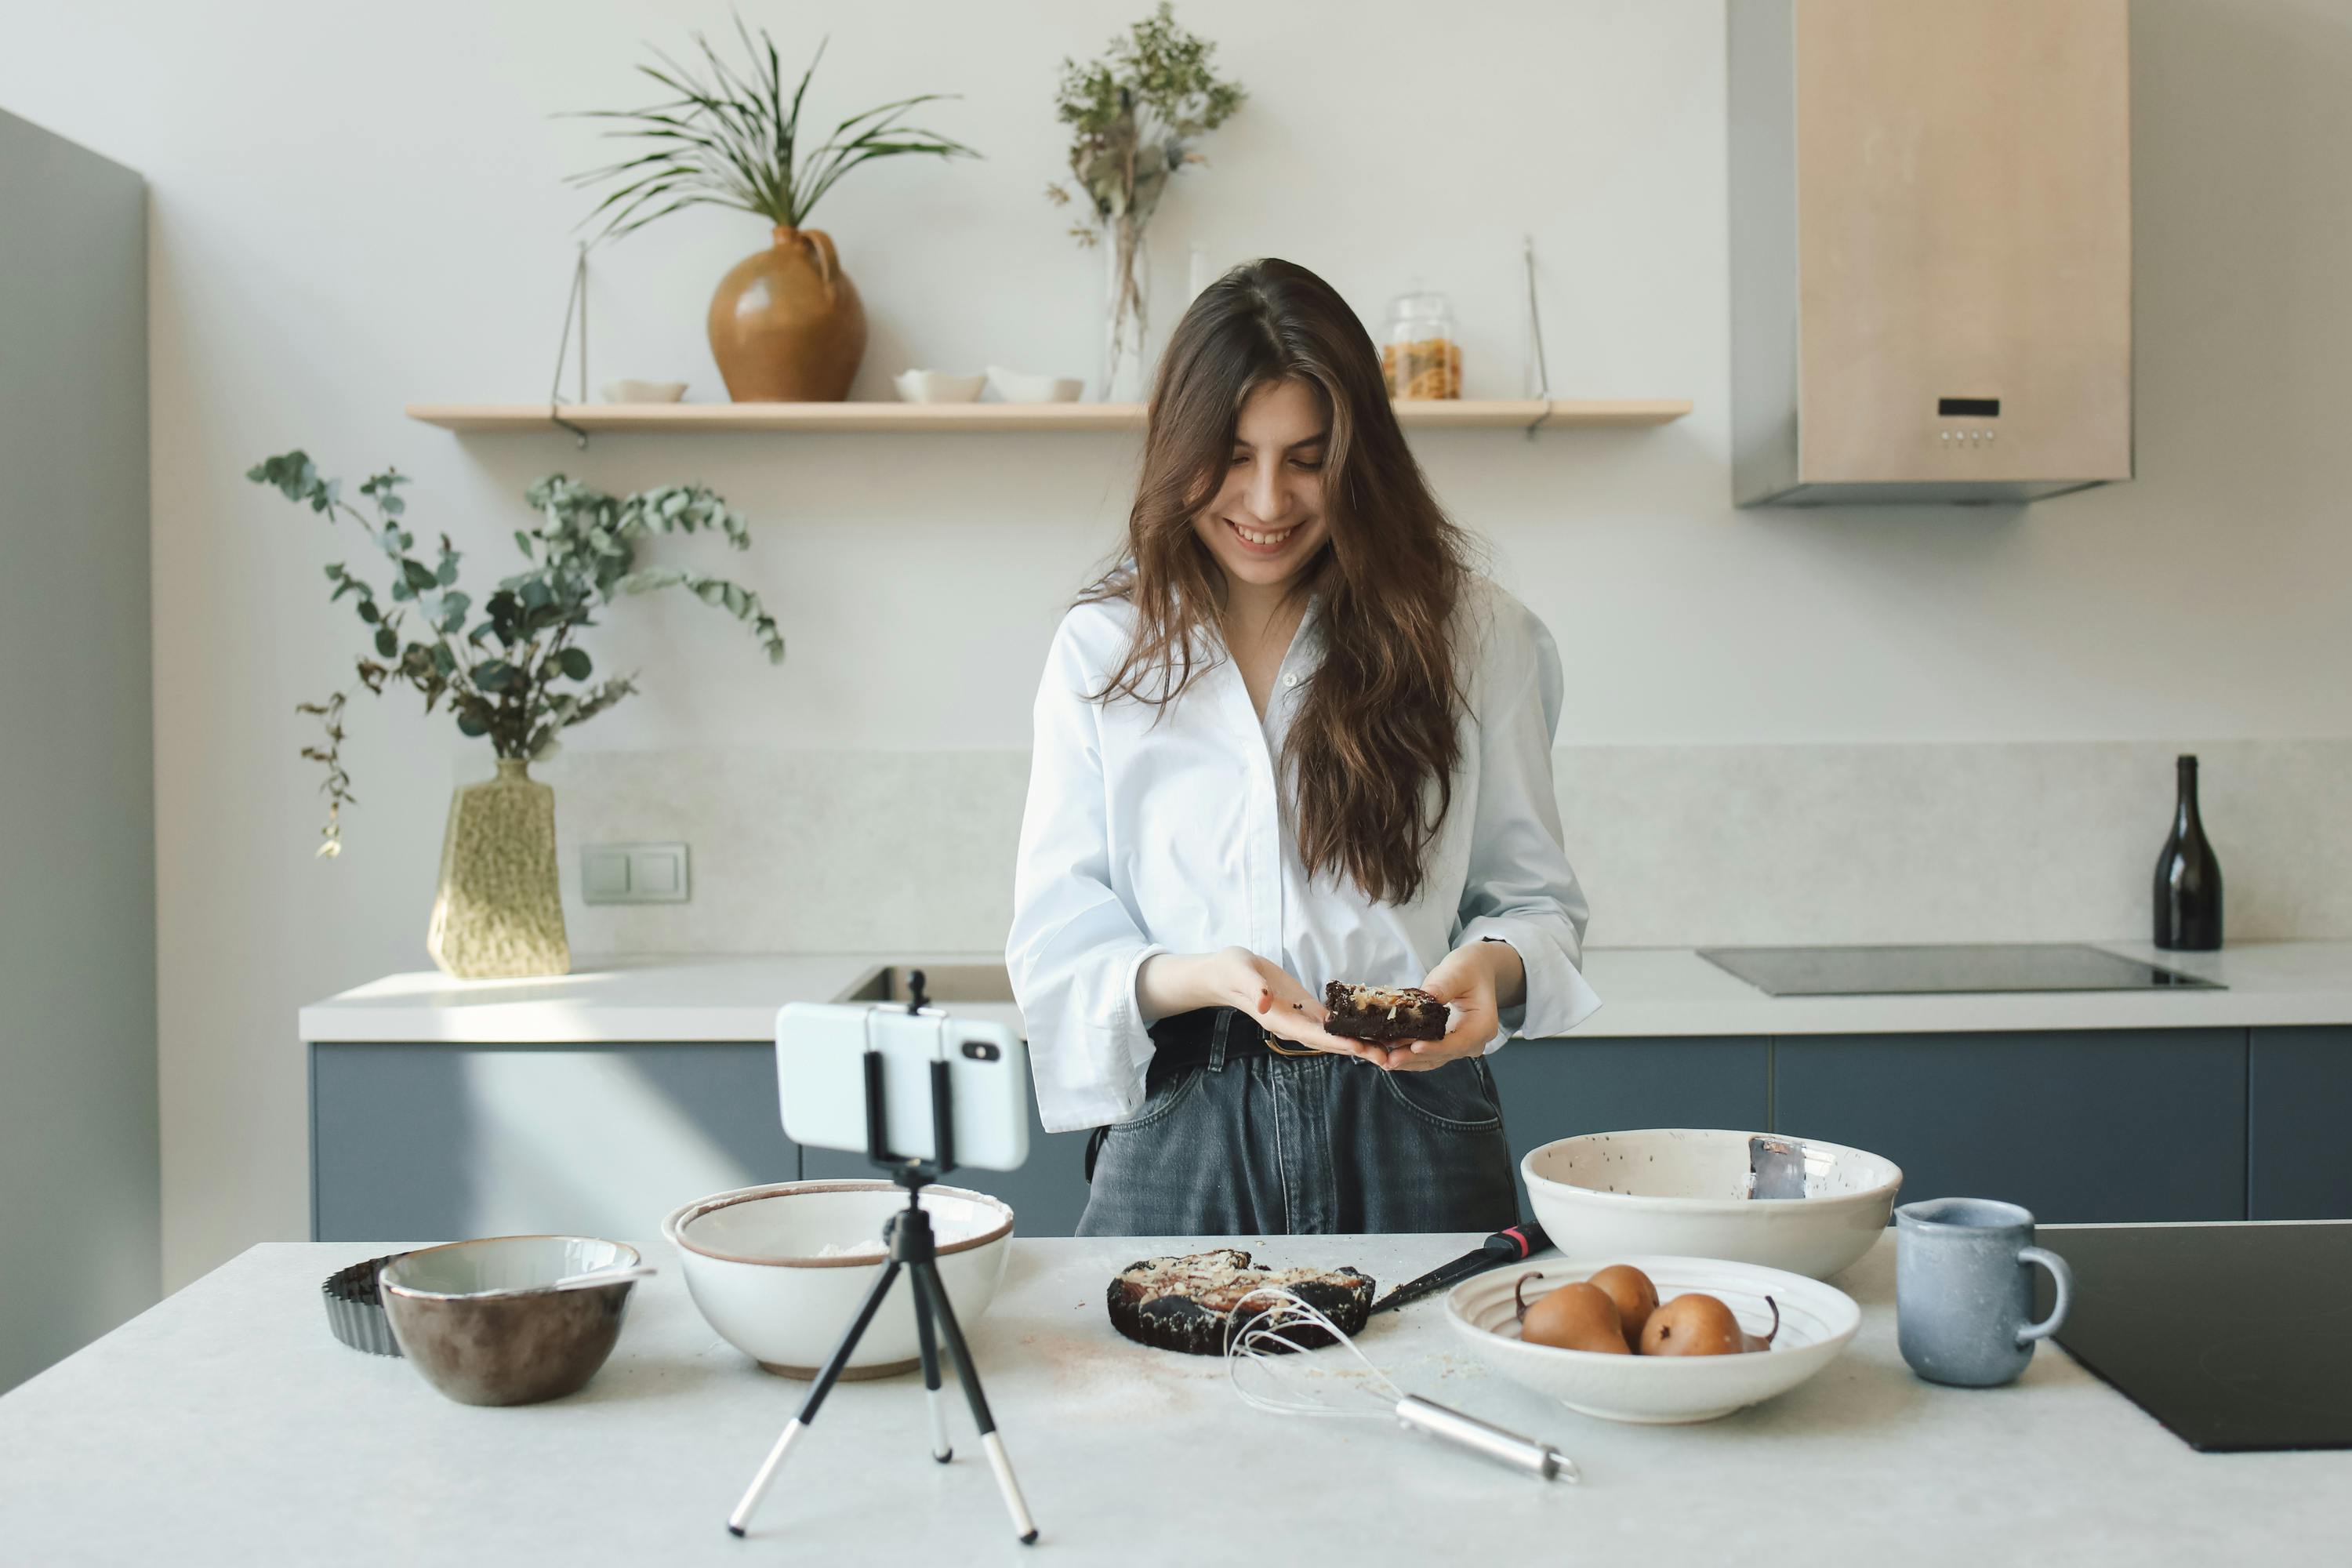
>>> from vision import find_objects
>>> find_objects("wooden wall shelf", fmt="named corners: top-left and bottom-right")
top-left (404, 397), bottom-right (1693, 436)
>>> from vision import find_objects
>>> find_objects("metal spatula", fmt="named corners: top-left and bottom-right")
top-left (1750, 1135), bottom-right (1808, 1200)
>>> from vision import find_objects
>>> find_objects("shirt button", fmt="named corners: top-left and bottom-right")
top-left (1282, 673), bottom-right (1300, 688)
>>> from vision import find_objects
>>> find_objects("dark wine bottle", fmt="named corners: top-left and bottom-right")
top-left (2153, 754), bottom-right (2223, 950)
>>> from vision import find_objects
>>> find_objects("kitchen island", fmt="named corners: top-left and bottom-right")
top-left (0, 1232), bottom-right (2339, 1565)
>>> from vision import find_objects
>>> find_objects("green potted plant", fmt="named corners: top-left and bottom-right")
top-left (566, 12), bottom-right (978, 402)
top-left (250, 452), bottom-right (783, 979)
top-left (1047, 3), bottom-right (1244, 401)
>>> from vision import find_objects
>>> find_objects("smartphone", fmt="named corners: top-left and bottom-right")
top-left (775, 1000), bottom-right (1031, 1174)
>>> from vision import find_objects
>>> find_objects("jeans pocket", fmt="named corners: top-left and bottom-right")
top-left (1109, 1062), bottom-right (1204, 1134)
top-left (1378, 1056), bottom-right (1503, 1133)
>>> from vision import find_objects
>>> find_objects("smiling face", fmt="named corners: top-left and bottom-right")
top-left (1189, 377), bottom-right (1333, 592)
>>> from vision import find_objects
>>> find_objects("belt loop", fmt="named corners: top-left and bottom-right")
top-left (1207, 1008), bottom-right (1232, 1073)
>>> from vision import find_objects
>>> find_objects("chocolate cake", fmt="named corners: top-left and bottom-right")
top-left (1106, 1249), bottom-right (1375, 1356)
top-left (1322, 982), bottom-right (1450, 1042)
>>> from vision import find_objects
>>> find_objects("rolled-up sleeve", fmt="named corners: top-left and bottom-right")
top-left (1004, 615), bottom-right (1164, 1133)
top-left (1454, 605), bottom-right (1603, 1048)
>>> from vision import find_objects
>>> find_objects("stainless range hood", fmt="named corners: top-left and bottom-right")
top-left (1729, 0), bottom-right (2133, 506)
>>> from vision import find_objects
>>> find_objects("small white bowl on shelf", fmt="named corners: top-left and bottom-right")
top-left (893, 368), bottom-right (988, 403)
top-left (985, 365), bottom-right (1085, 403)
top-left (1523, 1128), bottom-right (1901, 1282)
top-left (665, 1179), bottom-right (1014, 1379)
top-left (600, 379), bottom-right (688, 404)
top-left (1447, 1254), bottom-right (1860, 1425)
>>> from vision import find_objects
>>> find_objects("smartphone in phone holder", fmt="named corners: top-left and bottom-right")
top-left (726, 971), bottom-right (1039, 1546)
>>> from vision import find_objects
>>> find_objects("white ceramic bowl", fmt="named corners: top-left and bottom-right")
top-left (1523, 1128), bottom-right (1901, 1282)
top-left (666, 1181), bottom-right (1014, 1378)
top-left (894, 368), bottom-right (987, 403)
top-left (1447, 1254), bottom-right (1860, 1424)
top-left (600, 378), bottom-right (688, 403)
top-left (985, 365), bottom-right (1084, 403)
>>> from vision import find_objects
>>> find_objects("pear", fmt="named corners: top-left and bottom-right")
top-left (1638, 1291), bottom-right (1746, 1356)
top-left (1516, 1277), bottom-right (1631, 1354)
top-left (1587, 1264), bottom-right (1659, 1350)
top-left (1741, 1295), bottom-right (1782, 1353)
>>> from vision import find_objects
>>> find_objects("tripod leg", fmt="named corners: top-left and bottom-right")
top-left (911, 1261), bottom-right (1039, 1546)
top-left (726, 1260), bottom-right (902, 1538)
top-left (909, 1265), bottom-right (953, 1464)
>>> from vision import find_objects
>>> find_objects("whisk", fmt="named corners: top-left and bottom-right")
top-left (1223, 1287), bottom-right (1577, 1483)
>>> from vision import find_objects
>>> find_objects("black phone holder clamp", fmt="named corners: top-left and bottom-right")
top-left (724, 970), bottom-right (1038, 1546)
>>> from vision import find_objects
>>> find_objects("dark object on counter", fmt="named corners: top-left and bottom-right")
top-left (321, 1254), bottom-right (407, 1356)
top-left (1109, 1249), bottom-right (1374, 1355)
top-left (2154, 754), bottom-right (2223, 950)
top-left (1323, 982), bottom-right (1448, 1042)
top-left (2043, 1221), bottom-right (2352, 1451)
top-left (1369, 1221), bottom-right (1551, 1316)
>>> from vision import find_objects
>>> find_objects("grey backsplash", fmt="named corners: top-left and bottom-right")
top-left (537, 740), bottom-right (2352, 955)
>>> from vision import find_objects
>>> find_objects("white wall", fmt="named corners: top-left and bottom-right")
top-left (3, 0), bottom-right (2349, 1290)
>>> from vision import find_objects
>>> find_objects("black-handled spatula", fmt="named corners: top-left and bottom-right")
top-left (1368, 1221), bottom-right (1552, 1316)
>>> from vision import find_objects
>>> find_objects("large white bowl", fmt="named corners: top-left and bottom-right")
top-left (1448, 1254), bottom-right (1860, 1424)
top-left (1523, 1129), bottom-right (1900, 1281)
top-left (666, 1181), bottom-right (1014, 1379)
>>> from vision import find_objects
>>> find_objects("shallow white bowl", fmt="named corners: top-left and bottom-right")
top-left (666, 1181), bottom-right (1013, 1378)
top-left (894, 368), bottom-right (987, 403)
top-left (1523, 1128), bottom-right (1901, 1282)
top-left (1447, 1254), bottom-right (1860, 1424)
top-left (600, 378), bottom-right (687, 403)
top-left (985, 365), bottom-right (1084, 403)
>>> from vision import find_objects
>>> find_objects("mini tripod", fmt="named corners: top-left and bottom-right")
top-left (726, 975), bottom-right (1038, 1544)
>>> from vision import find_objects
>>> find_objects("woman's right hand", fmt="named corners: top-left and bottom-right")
top-left (1138, 948), bottom-right (1372, 1059)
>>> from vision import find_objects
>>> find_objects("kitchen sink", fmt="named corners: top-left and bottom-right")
top-left (835, 963), bottom-right (1018, 1006)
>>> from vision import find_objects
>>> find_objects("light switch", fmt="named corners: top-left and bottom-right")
top-left (581, 842), bottom-right (690, 904)
top-left (583, 848), bottom-right (631, 900)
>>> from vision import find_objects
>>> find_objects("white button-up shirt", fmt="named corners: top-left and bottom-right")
top-left (1006, 578), bottom-right (1603, 1134)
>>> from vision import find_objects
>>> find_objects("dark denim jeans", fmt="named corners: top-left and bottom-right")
top-left (1076, 1033), bottom-right (1519, 1236)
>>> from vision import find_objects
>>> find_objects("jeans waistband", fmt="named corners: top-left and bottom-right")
top-left (1145, 1006), bottom-right (1283, 1079)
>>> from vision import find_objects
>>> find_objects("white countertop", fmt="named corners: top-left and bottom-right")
top-left (1, 1231), bottom-right (2340, 1565)
top-left (298, 942), bottom-right (2352, 1044)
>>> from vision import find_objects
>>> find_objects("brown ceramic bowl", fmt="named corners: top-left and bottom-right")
top-left (379, 1236), bottom-right (641, 1406)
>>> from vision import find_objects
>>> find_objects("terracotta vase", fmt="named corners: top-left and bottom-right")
top-left (425, 757), bottom-right (570, 980)
top-left (707, 225), bottom-right (868, 401)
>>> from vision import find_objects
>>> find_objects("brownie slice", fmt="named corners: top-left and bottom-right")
top-left (1106, 1249), bottom-right (1374, 1356)
top-left (1323, 981), bottom-right (1450, 1042)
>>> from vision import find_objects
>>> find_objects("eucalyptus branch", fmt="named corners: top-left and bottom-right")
top-left (250, 452), bottom-right (786, 849)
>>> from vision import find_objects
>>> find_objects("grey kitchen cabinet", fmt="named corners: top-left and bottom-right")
top-left (1773, 1029), bottom-right (2248, 1222)
top-left (1487, 1038), bottom-right (1770, 1214)
top-left (311, 1043), bottom-right (798, 1245)
top-left (2249, 1028), bottom-right (2352, 1220)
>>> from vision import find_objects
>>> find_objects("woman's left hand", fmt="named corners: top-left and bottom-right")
top-left (1375, 940), bottom-right (1526, 1072)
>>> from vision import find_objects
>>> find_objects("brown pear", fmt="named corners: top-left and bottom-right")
top-left (1638, 1291), bottom-right (1746, 1356)
top-left (1587, 1264), bottom-right (1660, 1349)
top-left (1519, 1280), bottom-right (1632, 1354)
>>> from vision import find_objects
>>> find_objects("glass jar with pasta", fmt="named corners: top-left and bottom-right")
top-left (1381, 283), bottom-right (1462, 400)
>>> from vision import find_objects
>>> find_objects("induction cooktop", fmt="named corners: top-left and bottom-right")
top-left (1696, 942), bottom-right (2222, 996)
top-left (2036, 1222), bottom-right (2352, 1452)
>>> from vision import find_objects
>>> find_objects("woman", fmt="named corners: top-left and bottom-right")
top-left (1006, 258), bottom-right (1601, 1237)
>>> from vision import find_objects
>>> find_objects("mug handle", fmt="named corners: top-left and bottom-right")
top-left (2016, 1246), bottom-right (2073, 1345)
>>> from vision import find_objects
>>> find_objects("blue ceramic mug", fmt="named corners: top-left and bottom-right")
top-left (1896, 1197), bottom-right (2074, 1388)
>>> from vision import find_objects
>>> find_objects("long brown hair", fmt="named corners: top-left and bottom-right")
top-left (1083, 258), bottom-right (1476, 906)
